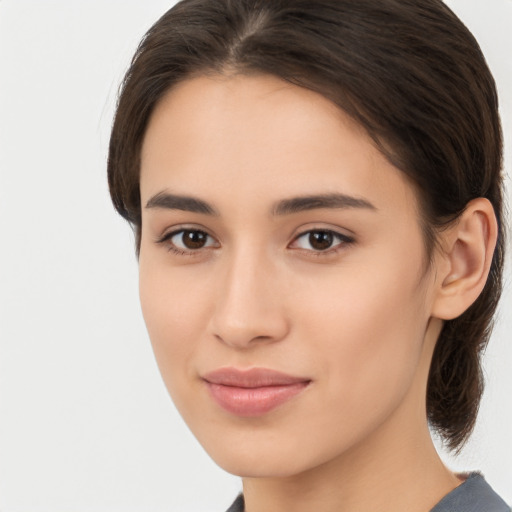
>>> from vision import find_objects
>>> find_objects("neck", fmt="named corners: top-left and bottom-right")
top-left (242, 421), bottom-right (460, 512)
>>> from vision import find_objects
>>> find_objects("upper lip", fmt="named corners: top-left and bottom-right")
top-left (202, 367), bottom-right (311, 388)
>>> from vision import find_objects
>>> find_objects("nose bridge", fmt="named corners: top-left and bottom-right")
top-left (210, 242), bottom-right (288, 348)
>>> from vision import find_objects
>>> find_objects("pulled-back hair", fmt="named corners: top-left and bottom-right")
top-left (107, 0), bottom-right (504, 451)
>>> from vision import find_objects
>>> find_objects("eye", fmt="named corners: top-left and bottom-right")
top-left (290, 229), bottom-right (353, 252)
top-left (158, 229), bottom-right (219, 253)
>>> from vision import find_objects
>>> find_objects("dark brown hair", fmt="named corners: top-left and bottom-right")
top-left (108, 0), bottom-right (504, 451)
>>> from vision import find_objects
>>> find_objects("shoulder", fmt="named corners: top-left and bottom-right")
top-left (431, 473), bottom-right (510, 512)
top-left (225, 474), bottom-right (510, 512)
top-left (225, 494), bottom-right (244, 512)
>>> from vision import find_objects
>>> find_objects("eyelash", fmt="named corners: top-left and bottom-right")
top-left (291, 230), bottom-right (355, 255)
top-left (156, 228), bottom-right (355, 256)
top-left (156, 228), bottom-right (218, 256)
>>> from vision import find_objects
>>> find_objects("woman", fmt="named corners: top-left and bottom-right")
top-left (107, 0), bottom-right (509, 510)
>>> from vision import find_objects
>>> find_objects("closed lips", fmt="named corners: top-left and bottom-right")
top-left (202, 368), bottom-right (311, 417)
top-left (202, 367), bottom-right (311, 387)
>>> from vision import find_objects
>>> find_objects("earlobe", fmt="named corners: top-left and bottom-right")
top-left (432, 198), bottom-right (498, 320)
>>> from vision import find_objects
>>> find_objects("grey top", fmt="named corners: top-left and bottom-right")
top-left (431, 473), bottom-right (509, 512)
top-left (225, 473), bottom-right (509, 512)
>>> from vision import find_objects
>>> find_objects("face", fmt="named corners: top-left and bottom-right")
top-left (139, 74), bottom-right (443, 478)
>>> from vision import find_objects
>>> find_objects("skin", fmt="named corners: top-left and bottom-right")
top-left (138, 74), bottom-right (495, 512)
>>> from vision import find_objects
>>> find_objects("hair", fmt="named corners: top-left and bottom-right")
top-left (107, 0), bottom-right (504, 451)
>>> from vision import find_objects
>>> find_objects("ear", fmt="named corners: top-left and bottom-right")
top-left (431, 198), bottom-right (498, 320)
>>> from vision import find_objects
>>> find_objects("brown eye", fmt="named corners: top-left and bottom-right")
top-left (182, 230), bottom-right (208, 249)
top-left (308, 231), bottom-right (334, 250)
top-left (168, 229), bottom-right (217, 251)
top-left (291, 229), bottom-right (354, 253)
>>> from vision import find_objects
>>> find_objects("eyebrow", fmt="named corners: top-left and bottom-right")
top-left (145, 191), bottom-right (376, 216)
top-left (145, 191), bottom-right (218, 215)
top-left (272, 193), bottom-right (376, 216)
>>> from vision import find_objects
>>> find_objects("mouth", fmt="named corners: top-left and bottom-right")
top-left (202, 367), bottom-right (311, 417)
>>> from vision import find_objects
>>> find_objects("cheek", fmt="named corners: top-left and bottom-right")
top-left (138, 258), bottom-right (211, 389)
top-left (300, 254), bottom-right (430, 417)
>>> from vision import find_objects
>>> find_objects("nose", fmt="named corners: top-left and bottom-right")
top-left (209, 248), bottom-right (290, 349)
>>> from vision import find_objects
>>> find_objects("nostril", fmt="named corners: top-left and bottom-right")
top-left (211, 315), bottom-right (290, 349)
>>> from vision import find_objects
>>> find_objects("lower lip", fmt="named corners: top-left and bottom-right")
top-left (205, 381), bottom-right (309, 417)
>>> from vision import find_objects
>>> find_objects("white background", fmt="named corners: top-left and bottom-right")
top-left (0, 1), bottom-right (510, 510)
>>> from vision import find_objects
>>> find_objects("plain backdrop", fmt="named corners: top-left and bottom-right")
top-left (0, 1), bottom-right (510, 510)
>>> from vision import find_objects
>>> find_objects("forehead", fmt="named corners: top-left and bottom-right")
top-left (140, 73), bottom-right (419, 217)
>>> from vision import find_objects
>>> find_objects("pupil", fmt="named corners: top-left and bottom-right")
top-left (183, 230), bottom-right (207, 249)
top-left (309, 231), bottom-right (333, 250)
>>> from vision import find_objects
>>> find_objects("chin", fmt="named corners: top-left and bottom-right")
top-left (215, 455), bottom-right (308, 479)
top-left (197, 432), bottom-right (340, 479)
